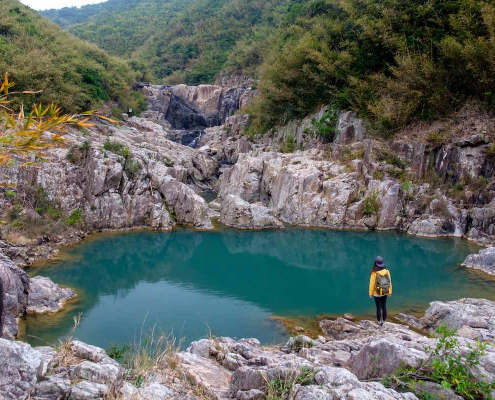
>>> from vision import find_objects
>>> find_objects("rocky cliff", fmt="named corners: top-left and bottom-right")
top-left (136, 75), bottom-right (256, 147)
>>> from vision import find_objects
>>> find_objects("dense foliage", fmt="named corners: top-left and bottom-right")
top-left (41, 0), bottom-right (298, 85)
top-left (40, 0), bottom-right (146, 28)
top-left (35, 0), bottom-right (495, 134)
top-left (45, 0), bottom-right (194, 61)
top-left (386, 324), bottom-right (495, 399)
top-left (0, 73), bottom-right (93, 166)
top-left (244, 0), bottom-right (495, 135)
top-left (0, 0), bottom-right (140, 112)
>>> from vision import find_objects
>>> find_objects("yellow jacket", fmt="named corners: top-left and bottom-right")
top-left (369, 269), bottom-right (392, 297)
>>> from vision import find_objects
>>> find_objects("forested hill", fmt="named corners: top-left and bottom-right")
top-left (41, 0), bottom-right (298, 85)
top-left (36, 0), bottom-right (495, 137)
top-left (41, 0), bottom-right (195, 60)
top-left (40, 0), bottom-right (147, 27)
top-left (0, 0), bottom-right (141, 113)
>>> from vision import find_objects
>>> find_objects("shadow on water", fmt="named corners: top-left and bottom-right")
top-left (25, 228), bottom-right (494, 350)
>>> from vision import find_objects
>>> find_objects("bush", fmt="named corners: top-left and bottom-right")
top-left (0, 0), bottom-right (138, 113)
top-left (246, 0), bottom-right (495, 135)
top-left (67, 209), bottom-right (84, 226)
top-left (386, 323), bottom-right (495, 399)
top-left (312, 106), bottom-right (339, 142)
top-left (125, 157), bottom-right (141, 179)
top-left (377, 149), bottom-right (407, 170)
top-left (363, 191), bottom-right (380, 217)
top-left (280, 136), bottom-right (296, 153)
top-left (103, 139), bottom-right (126, 155)
top-left (66, 141), bottom-right (91, 164)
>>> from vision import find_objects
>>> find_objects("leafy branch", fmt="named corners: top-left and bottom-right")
top-left (0, 73), bottom-right (119, 167)
top-left (383, 324), bottom-right (495, 400)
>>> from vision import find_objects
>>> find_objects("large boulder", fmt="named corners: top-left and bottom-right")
top-left (349, 338), bottom-right (428, 380)
top-left (0, 338), bottom-right (42, 400)
top-left (0, 253), bottom-right (29, 339)
top-left (462, 247), bottom-right (495, 275)
top-left (220, 195), bottom-right (283, 229)
top-left (404, 298), bottom-right (495, 341)
top-left (27, 276), bottom-right (76, 314)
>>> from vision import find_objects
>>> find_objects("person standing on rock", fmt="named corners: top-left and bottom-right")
top-left (369, 256), bottom-right (392, 328)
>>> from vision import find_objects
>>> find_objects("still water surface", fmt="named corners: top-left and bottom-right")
top-left (25, 228), bottom-right (494, 350)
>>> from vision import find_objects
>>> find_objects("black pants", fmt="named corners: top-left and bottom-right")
top-left (374, 295), bottom-right (388, 322)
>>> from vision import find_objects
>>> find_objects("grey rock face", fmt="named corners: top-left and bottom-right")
top-left (69, 381), bottom-right (109, 400)
top-left (70, 360), bottom-right (122, 385)
top-left (220, 194), bottom-right (283, 229)
top-left (400, 298), bottom-right (495, 342)
top-left (33, 375), bottom-right (72, 400)
top-left (350, 338), bottom-right (428, 380)
top-left (27, 275), bottom-right (76, 314)
top-left (137, 78), bottom-right (256, 149)
top-left (334, 111), bottom-right (365, 145)
top-left (0, 338), bottom-right (42, 400)
top-left (462, 247), bottom-right (495, 275)
top-left (178, 352), bottom-right (232, 399)
top-left (70, 340), bottom-right (109, 363)
top-left (4, 116), bottom-right (216, 236)
top-left (0, 253), bottom-right (29, 339)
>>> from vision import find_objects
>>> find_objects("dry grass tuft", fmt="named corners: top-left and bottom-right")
top-left (55, 313), bottom-right (83, 367)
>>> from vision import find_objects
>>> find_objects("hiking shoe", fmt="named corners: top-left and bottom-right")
top-left (379, 321), bottom-right (384, 328)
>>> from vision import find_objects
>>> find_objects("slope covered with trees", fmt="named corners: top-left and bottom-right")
top-left (42, 0), bottom-right (195, 59)
top-left (240, 0), bottom-right (495, 135)
top-left (0, 0), bottom-right (140, 112)
top-left (41, 0), bottom-right (299, 85)
top-left (39, 0), bottom-right (495, 135)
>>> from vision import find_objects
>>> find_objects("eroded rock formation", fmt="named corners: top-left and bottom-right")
top-left (462, 247), bottom-right (495, 275)
top-left (137, 75), bottom-right (256, 147)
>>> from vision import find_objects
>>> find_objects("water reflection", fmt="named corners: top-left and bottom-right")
top-left (25, 228), bottom-right (493, 350)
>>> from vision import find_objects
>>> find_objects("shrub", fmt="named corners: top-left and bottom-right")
top-left (487, 143), bottom-right (495, 159)
top-left (103, 139), bottom-right (126, 155)
top-left (280, 136), bottom-right (296, 153)
top-left (125, 157), bottom-right (141, 180)
top-left (0, 0), bottom-right (138, 113)
top-left (67, 209), bottom-right (84, 226)
top-left (386, 323), bottom-right (495, 399)
top-left (296, 366), bottom-right (316, 386)
top-left (312, 106), bottom-right (338, 142)
top-left (363, 191), bottom-right (380, 217)
top-left (245, 0), bottom-right (495, 135)
top-left (427, 130), bottom-right (447, 146)
top-left (66, 141), bottom-right (90, 164)
top-left (377, 149), bottom-right (406, 170)
top-left (373, 170), bottom-right (385, 180)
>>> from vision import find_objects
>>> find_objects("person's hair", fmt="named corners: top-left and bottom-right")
top-left (370, 262), bottom-right (384, 275)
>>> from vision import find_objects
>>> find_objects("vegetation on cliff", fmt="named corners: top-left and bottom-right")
top-left (40, 0), bottom-right (495, 136)
top-left (0, 0), bottom-right (140, 112)
top-left (245, 0), bottom-right (495, 135)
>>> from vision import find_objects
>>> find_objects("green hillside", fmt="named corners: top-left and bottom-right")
top-left (244, 0), bottom-right (495, 135)
top-left (36, 0), bottom-right (495, 134)
top-left (0, 0), bottom-right (139, 112)
top-left (41, 0), bottom-right (298, 85)
top-left (40, 0), bottom-right (146, 28)
top-left (42, 0), bottom-right (195, 59)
